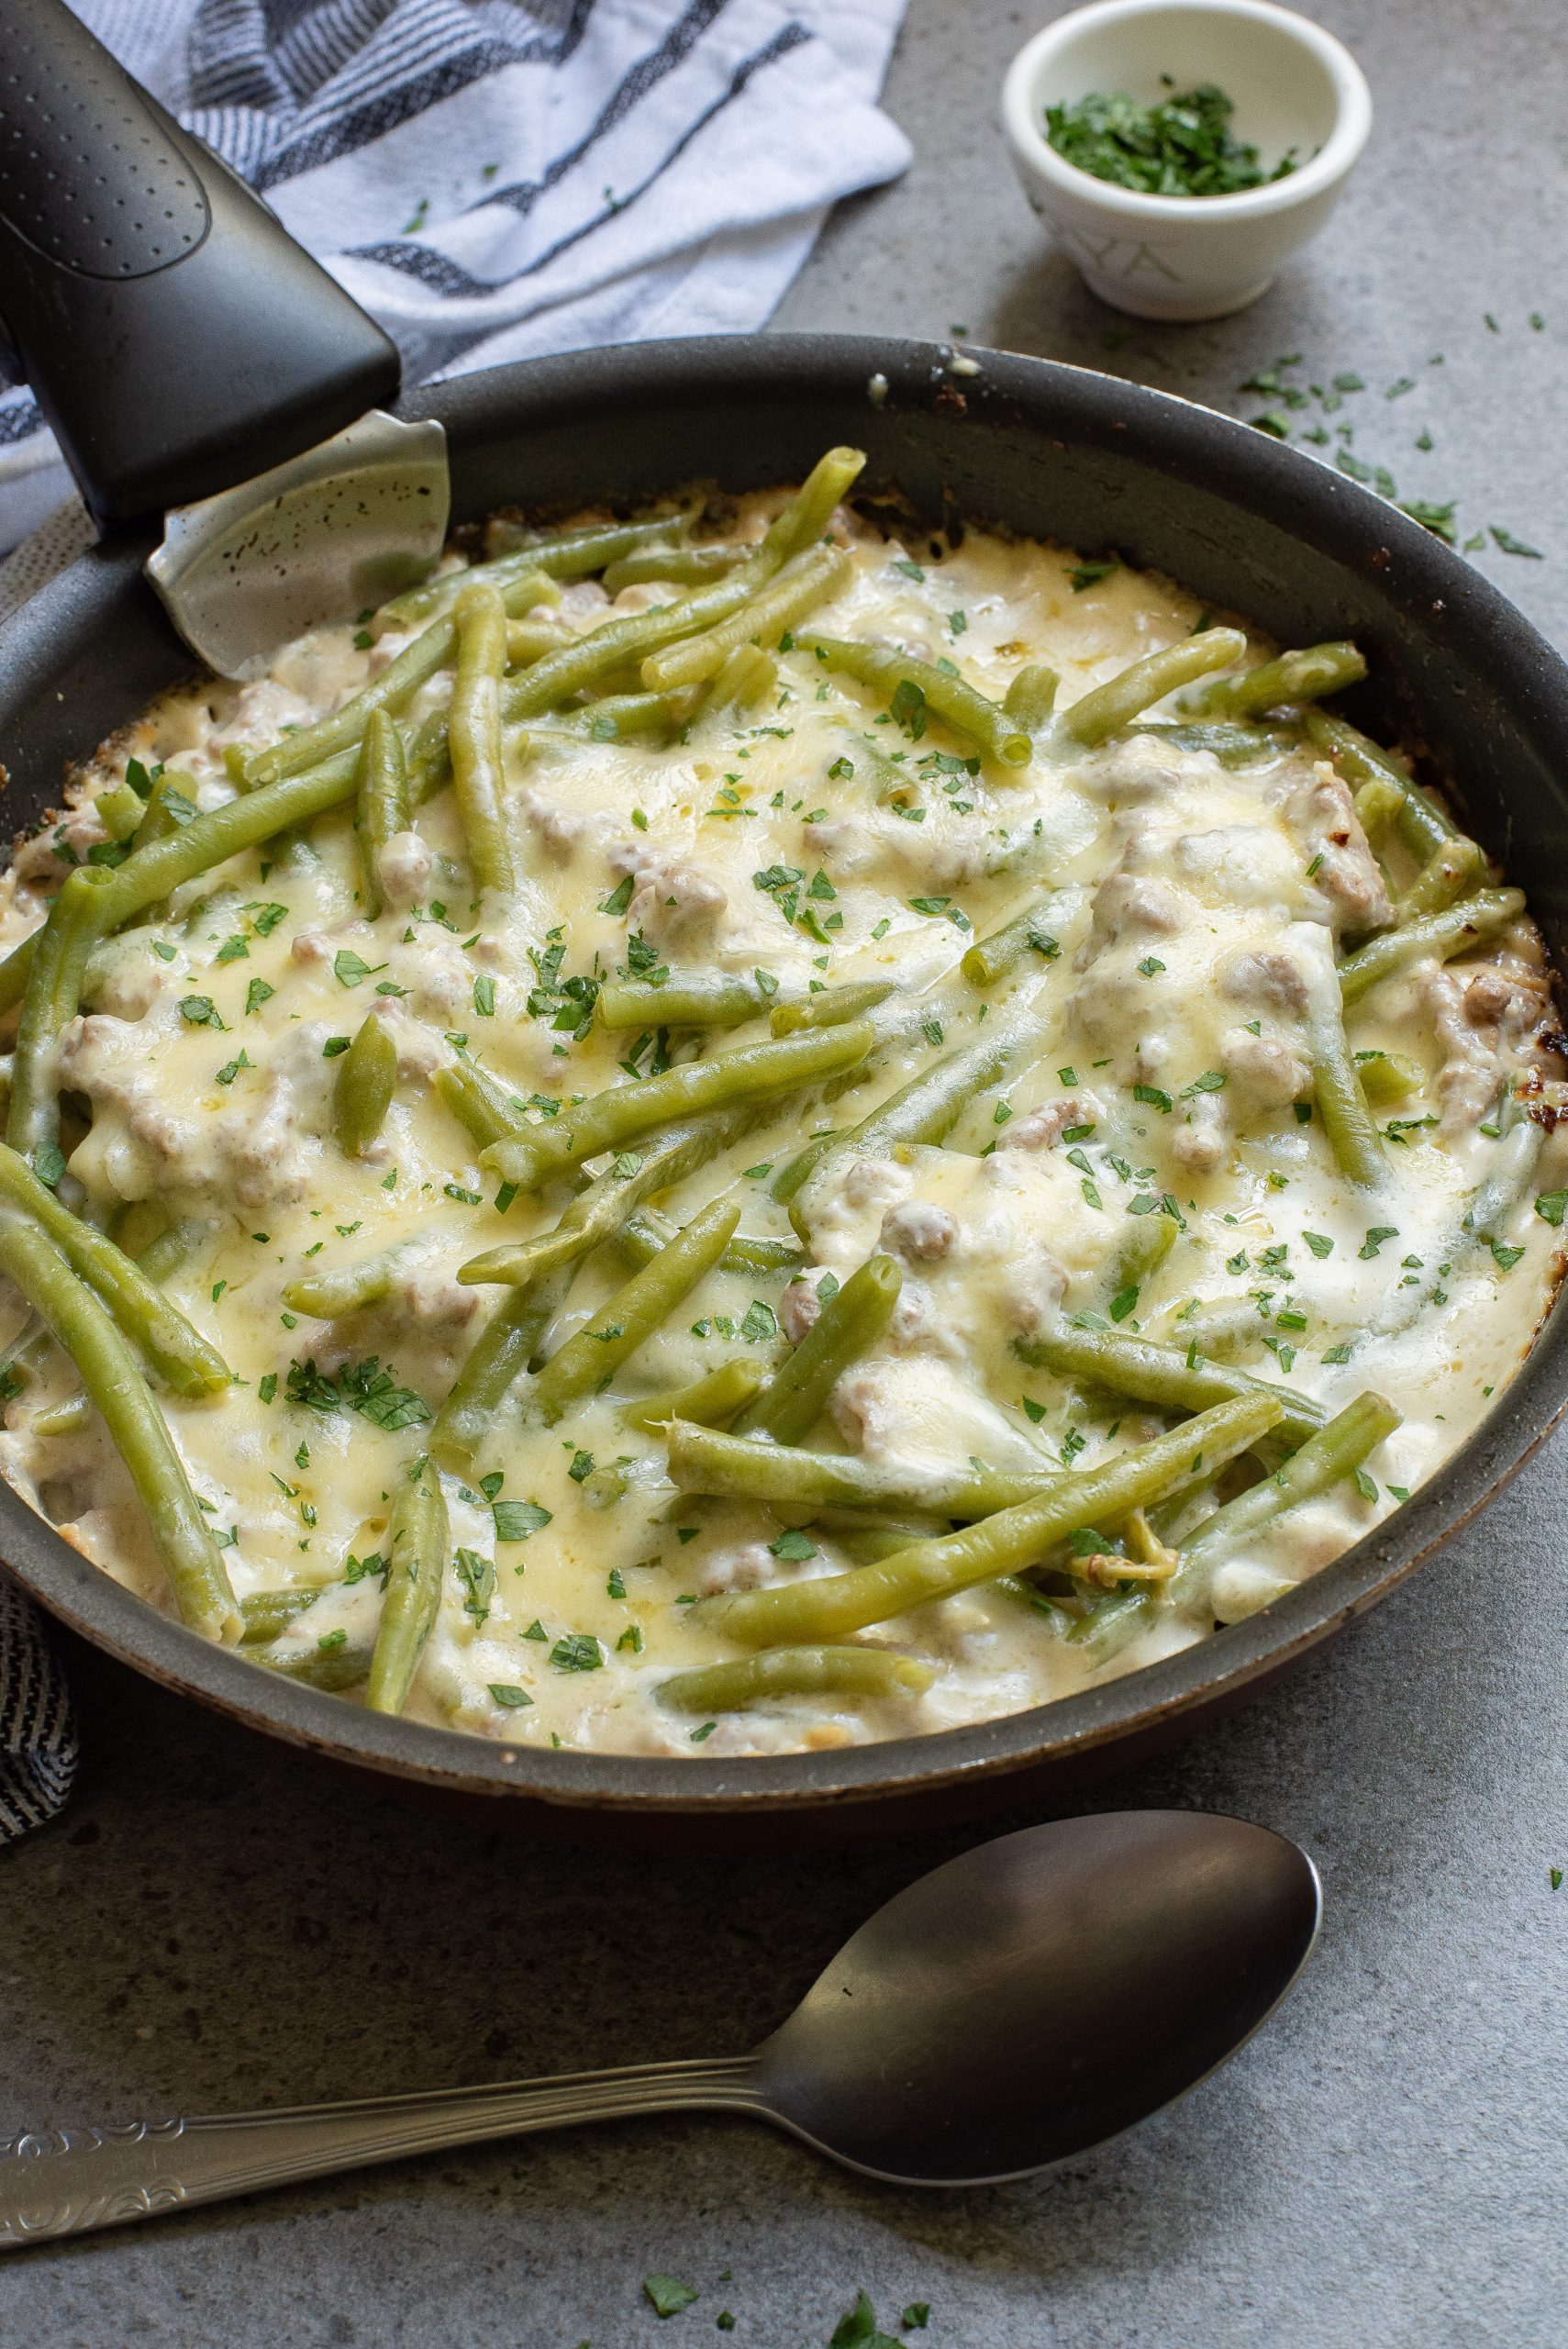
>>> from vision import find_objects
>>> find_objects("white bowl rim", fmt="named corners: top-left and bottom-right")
top-left (1002, 0), bottom-right (1373, 223)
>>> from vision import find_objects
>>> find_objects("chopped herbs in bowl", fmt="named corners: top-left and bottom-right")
top-left (1044, 80), bottom-right (1296, 197)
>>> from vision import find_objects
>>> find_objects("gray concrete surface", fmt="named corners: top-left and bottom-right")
top-left (5, 3), bottom-right (1568, 2341)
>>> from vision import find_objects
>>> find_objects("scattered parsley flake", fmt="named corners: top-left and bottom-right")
top-left (769, 1529), bottom-right (817, 1561)
top-left (494, 1498), bottom-right (551, 1542)
top-left (550, 1632), bottom-right (603, 1673)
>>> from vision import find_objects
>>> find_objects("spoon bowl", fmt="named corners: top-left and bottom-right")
top-left (756, 1809), bottom-right (1321, 2183)
top-left (0, 1810), bottom-right (1319, 2243)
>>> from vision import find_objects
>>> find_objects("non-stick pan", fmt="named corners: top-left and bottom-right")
top-left (3, 328), bottom-right (1567, 1845)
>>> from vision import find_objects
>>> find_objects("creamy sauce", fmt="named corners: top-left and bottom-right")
top-left (1, 489), bottom-right (1561, 1756)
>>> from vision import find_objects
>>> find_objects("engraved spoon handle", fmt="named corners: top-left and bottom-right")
top-left (0, 2057), bottom-right (763, 2245)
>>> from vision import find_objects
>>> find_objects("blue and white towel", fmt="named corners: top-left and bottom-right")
top-left (0, 1575), bottom-right (77, 1842)
top-left (0, 0), bottom-right (912, 551)
top-left (0, 0), bottom-right (910, 1840)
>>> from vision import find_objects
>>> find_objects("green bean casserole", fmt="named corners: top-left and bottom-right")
top-left (0, 446), bottom-right (1562, 1754)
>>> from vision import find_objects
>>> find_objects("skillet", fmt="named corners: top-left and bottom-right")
top-left (2, 328), bottom-right (1567, 1845)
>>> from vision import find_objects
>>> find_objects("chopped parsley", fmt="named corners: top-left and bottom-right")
top-left (494, 1498), bottom-right (551, 1542)
top-left (769, 1529), bottom-right (817, 1561)
top-left (283, 1355), bottom-right (430, 1430)
top-left (1044, 83), bottom-right (1296, 196)
top-left (550, 1633), bottom-right (603, 1673)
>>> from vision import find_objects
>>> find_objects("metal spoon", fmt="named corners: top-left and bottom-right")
top-left (0, 1810), bottom-right (1319, 2244)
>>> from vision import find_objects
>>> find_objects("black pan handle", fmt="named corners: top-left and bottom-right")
top-left (0, 0), bottom-right (401, 526)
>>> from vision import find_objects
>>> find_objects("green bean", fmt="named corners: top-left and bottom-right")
top-left (1395, 837), bottom-right (1485, 926)
top-left (354, 707), bottom-right (410, 920)
top-left (1003, 664), bottom-right (1059, 729)
top-left (613, 1208), bottom-right (805, 1278)
top-left (481, 1019), bottom-right (874, 1195)
top-left (797, 631), bottom-right (1029, 767)
top-left (1167, 1392), bottom-right (1401, 1618)
top-left (603, 543), bottom-right (750, 590)
top-left (250, 564), bottom-right (542, 795)
top-left (497, 510), bottom-right (689, 564)
top-left (643, 546), bottom-right (851, 692)
top-left (1096, 1208), bottom-right (1175, 1308)
top-left (597, 973), bottom-right (770, 1030)
top-left (8, 864), bottom-right (117, 1163)
top-left (1015, 1324), bottom-right (1325, 1447)
top-left (1056, 628), bottom-right (1247, 747)
top-left (1350, 771), bottom-right (1407, 840)
top-left (364, 1459), bottom-right (450, 1715)
top-left (462, 1103), bottom-right (768, 1286)
top-left (1303, 709), bottom-right (1459, 862)
top-left (733, 1252), bottom-right (901, 1443)
top-left (284, 1239), bottom-right (426, 1319)
top-left (380, 525), bottom-right (663, 631)
top-left (135, 1215), bottom-right (213, 1286)
top-left (246, 610), bottom-right (463, 790)
top-left (564, 685), bottom-right (701, 742)
top-left (448, 585), bottom-right (514, 898)
top-left (821, 1518), bottom-right (952, 1564)
top-left (1158, 1297), bottom-right (1271, 1361)
top-left (500, 450), bottom-right (866, 725)
top-left (530, 1197), bottom-right (740, 1425)
top-left (0, 1209), bottom-right (237, 1639)
top-left (0, 1143), bottom-right (228, 1396)
top-left (95, 781), bottom-right (148, 841)
top-left (1467, 1111), bottom-right (1544, 1246)
top-left (664, 1420), bottom-right (1057, 1517)
top-left (435, 1061), bottom-right (530, 1152)
top-left (406, 708), bottom-right (453, 807)
top-left (789, 1013), bottom-right (1047, 1224)
top-left (770, 1130), bottom-right (841, 1206)
top-left (1065, 1590), bottom-right (1154, 1665)
top-left (695, 643), bottom-right (777, 718)
top-left (1337, 890), bottom-right (1525, 1005)
top-left (700, 1390), bottom-right (1283, 1645)
top-left (1130, 719), bottom-right (1299, 767)
top-left (1305, 963), bottom-right (1385, 1186)
top-left (1180, 640), bottom-right (1367, 720)
top-left (29, 1392), bottom-right (93, 1438)
top-left (428, 1269), bottom-right (572, 1475)
top-left (1354, 1049), bottom-right (1425, 1105)
top-left (506, 618), bottom-right (573, 668)
top-left (254, 1634), bottom-right (373, 1693)
top-left (770, 980), bottom-right (896, 1036)
top-left (659, 1645), bottom-right (932, 1714)
top-left (0, 746), bottom-right (371, 1018)
top-left (239, 1587), bottom-right (320, 1644)
top-left (32, 1214), bottom-right (213, 1434)
top-left (619, 1358), bottom-right (766, 1434)
top-left (130, 766), bottom-right (200, 849)
top-left (333, 1014), bottom-right (398, 1158)
top-left (962, 891), bottom-right (1071, 988)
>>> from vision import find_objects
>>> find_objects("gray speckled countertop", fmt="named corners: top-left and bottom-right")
top-left (6, 4), bottom-right (1568, 2342)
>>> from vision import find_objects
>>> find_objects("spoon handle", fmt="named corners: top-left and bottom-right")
top-left (0, 2058), bottom-right (762, 2246)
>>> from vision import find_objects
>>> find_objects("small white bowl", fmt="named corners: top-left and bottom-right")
top-left (1002, 0), bottom-right (1373, 320)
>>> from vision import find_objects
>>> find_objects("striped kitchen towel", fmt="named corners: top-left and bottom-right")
top-left (0, 0), bottom-right (912, 550)
top-left (0, 1573), bottom-right (77, 1843)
